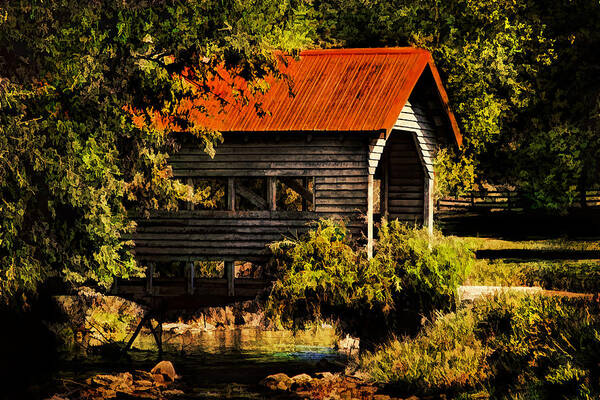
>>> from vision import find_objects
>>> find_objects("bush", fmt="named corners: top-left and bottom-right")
top-left (375, 219), bottom-right (474, 314)
top-left (473, 293), bottom-right (600, 398)
top-left (266, 219), bottom-right (474, 341)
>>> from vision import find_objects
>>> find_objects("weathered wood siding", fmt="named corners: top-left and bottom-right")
top-left (394, 101), bottom-right (438, 178)
top-left (383, 131), bottom-right (425, 223)
top-left (132, 134), bottom-right (371, 263)
top-left (133, 210), bottom-right (321, 262)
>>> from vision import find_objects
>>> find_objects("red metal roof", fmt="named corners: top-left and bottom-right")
top-left (195, 48), bottom-right (461, 145)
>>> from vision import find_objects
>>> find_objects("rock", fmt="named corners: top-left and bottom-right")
top-left (162, 389), bottom-right (185, 397)
top-left (291, 373), bottom-right (312, 384)
top-left (405, 396), bottom-right (420, 400)
top-left (337, 334), bottom-right (360, 354)
top-left (314, 371), bottom-right (335, 380)
top-left (373, 395), bottom-right (391, 400)
top-left (290, 373), bottom-right (313, 389)
top-left (260, 373), bottom-right (292, 391)
top-left (150, 360), bottom-right (177, 381)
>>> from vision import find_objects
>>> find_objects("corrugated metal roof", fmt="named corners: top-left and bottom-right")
top-left (194, 48), bottom-right (461, 145)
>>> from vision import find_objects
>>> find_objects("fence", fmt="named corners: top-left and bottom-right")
top-left (436, 189), bottom-right (600, 212)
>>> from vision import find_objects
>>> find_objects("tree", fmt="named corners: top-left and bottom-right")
top-left (312, 0), bottom-right (600, 208)
top-left (0, 0), bottom-right (315, 307)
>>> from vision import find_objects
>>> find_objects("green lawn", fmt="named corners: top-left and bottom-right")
top-left (459, 236), bottom-right (600, 293)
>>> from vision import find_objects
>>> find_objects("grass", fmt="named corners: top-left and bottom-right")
top-left (463, 237), bottom-right (600, 252)
top-left (360, 293), bottom-right (600, 399)
top-left (457, 236), bottom-right (600, 293)
top-left (465, 259), bottom-right (600, 293)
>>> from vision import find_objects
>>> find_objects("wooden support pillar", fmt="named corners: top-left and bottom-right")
top-left (424, 175), bottom-right (434, 235)
top-left (186, 262), bottom-right (194, 295)
top-left (312, 177), bottom-right (317, 209)
top-left (367, 174), bottom-right (374, 258)
top-left (267, 177), bottom-right (277, 211)
top-left (122, 313), bottom-right (150, 354)
top-left (186, 178), bottom-right (195, 211)
top-left (225, 261), bottom-right (235, 297)
top-left (227, 177), bottom-right (236, 211)
top-left (382, 151), bottom-right (389, 218)
top-left (145, 263), bottom-right (154, 295)
top-left (302, 177), bottom-right (308, 211)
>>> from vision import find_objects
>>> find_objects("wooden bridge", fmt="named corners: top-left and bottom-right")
top-left (114, 48), bottom-right (463, 353)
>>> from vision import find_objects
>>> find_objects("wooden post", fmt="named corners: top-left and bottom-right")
top-left (187, 178), bottom-right (195, 211)
top-left (302, 177), bottom-right (308, 211)
top-left (145, 263), bottom-right (154, 295)
top-left (312, 177), bottom-right (316, 209)
top-left (367, 174), bottom-right (374, 258)
top-left (267, 177), bottom-right (277, 211)
top-left (227, 177), bottom-right (236, 211)
top-left (187, 262), bottom-right (194, 295)
top-left (226, 176), bottom-right (236, 297)
top-left (225, 261), bottom-right (235, 297)
top-left (424, 176), bottom-right (434, 235)
top-left (383, 151), bottom-right (389, 218)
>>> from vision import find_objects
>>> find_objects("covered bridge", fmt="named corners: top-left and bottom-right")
top-left (118, 47), bottom-right (462, 306)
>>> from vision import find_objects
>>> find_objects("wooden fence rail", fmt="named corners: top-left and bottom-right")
top-left (437, 190), bottom-right (600, 212)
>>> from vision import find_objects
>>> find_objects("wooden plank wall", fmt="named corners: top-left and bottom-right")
top-left (383, 132), bottom-right (425, 224)
top-left (132, 210), bottom-right (322, 262)
top-left (132, 134), bottom-right (371, 263)
top-left (393, 100), bottom-right (438, 178)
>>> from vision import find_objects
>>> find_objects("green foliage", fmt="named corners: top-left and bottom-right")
top-left (474, 294), bottom-right (600, 398)
top-left (361, 293), bottom-right (600, 398)
top-left (0, 0), bottom-right (316, 308)
top-left (375, 219), bottom-right (473, 313)
top-left (266, 219), bottom-right (473, 340)
top-left (267, 219), bottom-right (371, 328)
top-left (433, 148), bottom-right (475, 199)
top-left (515, 124), bottom-right (600, 212)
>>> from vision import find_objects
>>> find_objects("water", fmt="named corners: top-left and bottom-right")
top-left (52, 327), bottom-right (346, 399)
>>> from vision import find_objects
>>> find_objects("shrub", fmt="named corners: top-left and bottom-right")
top-left (266, 219), bottom-right (474, 341)
top-left (375, 219), bottom-right (474, 314)
top-left (473, 293), bottom-right (600, 398)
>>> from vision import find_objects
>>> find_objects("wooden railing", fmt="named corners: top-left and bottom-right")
top-left (436, 189), bottom-right (600, 212)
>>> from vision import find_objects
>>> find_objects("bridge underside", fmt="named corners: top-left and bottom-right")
top-left (115, 277), bottom-right (268, 310)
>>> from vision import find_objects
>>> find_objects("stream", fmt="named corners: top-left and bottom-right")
top-left (48, 327), bottom-right (346, 399)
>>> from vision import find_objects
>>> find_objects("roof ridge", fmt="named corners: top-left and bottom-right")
top-left (300, 47), bottom-right (429, 56)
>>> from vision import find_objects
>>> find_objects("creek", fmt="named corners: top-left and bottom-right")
top-left (48, 327), bottom-right (346, 399)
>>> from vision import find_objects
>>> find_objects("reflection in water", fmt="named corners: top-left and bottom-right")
top-left (55, 327), bottom-right (345, 399)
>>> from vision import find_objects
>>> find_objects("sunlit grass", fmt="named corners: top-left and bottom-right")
top-left (462, 237), bottom-right (600, 251)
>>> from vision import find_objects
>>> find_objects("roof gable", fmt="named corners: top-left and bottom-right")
top-left (196, 48), bottom-right (461, 145)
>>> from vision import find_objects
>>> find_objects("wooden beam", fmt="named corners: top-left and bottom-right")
top-left (267, 177), bottom-right (277, 211)
top-left (424, 176), bottom-right (434, 234)
top-left (187, 178), bottom-right (195, 211)
top-left (383, 151), bottom-right (389, 218)
top-left (227, 178), bottom-right (235, 211)
top-left (280, 177), bottom-right (313, 204)
top-left (367, 174), bottom-right (374, 258)
top-left (302, 178), bottom-right (308, 211)
top-left (187, 262), bottom-right (194, 295)
top-left (225, 261), bottom-right (235, 296)
top-left (145, 263), bottom-right (154, 295)
top-left (235, 181), bottom-right (267, 209)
